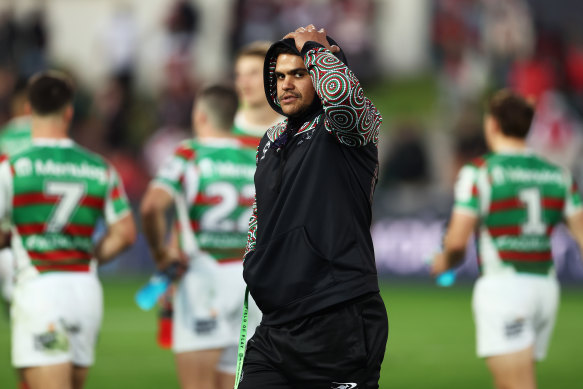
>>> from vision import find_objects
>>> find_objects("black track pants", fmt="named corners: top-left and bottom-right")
top-left (238, 293), bottom-right (389, 389)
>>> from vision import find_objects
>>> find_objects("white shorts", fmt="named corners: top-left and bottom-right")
top-left (173, 256), bottom-right (261, 374)
top-left (472, 274), bottom-right (559, 360)
top-left (11, 273), bottom-right (103, 368)
top-left (0, 248), bottom-right (15, 302)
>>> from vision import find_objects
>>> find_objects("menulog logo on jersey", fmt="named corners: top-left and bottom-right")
top-left (491, 166), bottom-right (564, 185)
top-left (14, 157), bottom-right (108, 183)
top-left (198, 158), bottom-right (255, 179)
top-left (14, 157), bottom-right (33, 176)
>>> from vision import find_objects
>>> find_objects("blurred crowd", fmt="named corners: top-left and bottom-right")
top-left (0, 0), bottom-right (582, 250)
top-left (0, 0), bottom-right (378, 206)
top-left (377, 0), bottom-right (583, 220)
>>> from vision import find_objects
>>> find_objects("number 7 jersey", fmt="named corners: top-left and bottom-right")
top-left (153, 138), bottom-right (256, 263)
top-left (454, 150), bottom-right (583, 276)
top-left (0, 139), bottom-right (131, 278)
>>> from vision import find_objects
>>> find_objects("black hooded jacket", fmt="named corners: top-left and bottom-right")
top-left (242, 38), bottom-right (383, 325)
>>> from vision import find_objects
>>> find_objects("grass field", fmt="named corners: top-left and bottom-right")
top-left (1, 277), bottom-right (582, 388)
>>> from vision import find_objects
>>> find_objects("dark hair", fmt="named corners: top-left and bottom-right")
top-left (197, 84), bottom-right (239, 131)
top-left (488, 90), bottom-right (535, 139)
top-left (236, 41), bottom-right (271, 61)
top-left (27, 71), bottom-right (74, 116)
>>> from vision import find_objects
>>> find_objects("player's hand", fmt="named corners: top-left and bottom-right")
top-left (430, 252), bottom-right (449, 276)
top-left (0, 231), bottom-right (11, 249)
top-left (155, 246), bottom-right (187, 273)
top-left (283, 24), bottom-right (340, 54)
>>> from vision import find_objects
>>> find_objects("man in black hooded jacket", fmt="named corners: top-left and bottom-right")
top-left (239, 25), bottom-right (388, 389)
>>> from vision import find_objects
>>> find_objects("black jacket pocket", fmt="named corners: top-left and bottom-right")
top-left (243, 226), bottom-right (334, 314)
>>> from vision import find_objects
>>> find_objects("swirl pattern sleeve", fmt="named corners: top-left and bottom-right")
top-left (302, 44), bottom-right (382, 147)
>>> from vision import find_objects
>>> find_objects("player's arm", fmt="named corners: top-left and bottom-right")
top-left (141, 142), bottom-right (192, 269)
top-left (95, 166), bottom-right (136, 265)
top-left (565, 210), bottom-right (583, 255)
top-left (94, 214), bottom-right (136, 264)
top-left (563, 173), bottom-right (583, 258)
top-left (0, 155), bottom-right (12, 249)
top-left (287, 26), bottom-right (382, 147)
top-left (432, 162), bottom-right (481, 275)
top-left (431, 211), bottom-right (478, 275)
top-left (140, 186), bottom-right (177, 269)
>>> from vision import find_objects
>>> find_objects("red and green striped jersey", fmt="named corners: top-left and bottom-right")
top-left (0, 138), bottom-right (131, 276)
top-left (454, 150), bottom-right (582, 276)
top-left (153, 138), bottom-right (256, 263)
top-left (0, 116), bottom-right (32, 156)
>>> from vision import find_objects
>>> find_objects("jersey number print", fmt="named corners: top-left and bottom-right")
top-left (519, 188), bottom-right (546, 235)
top-left (200, 182), bottom-right (254, 233)
top-left (44, 181), bottom-right (86, 233)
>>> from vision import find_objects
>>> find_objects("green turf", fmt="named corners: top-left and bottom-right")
top-left (0, 278), bottom-right (581, 388)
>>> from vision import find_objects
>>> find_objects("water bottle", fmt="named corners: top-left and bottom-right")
top-left (436, 269), bottom-right (456, 287)
top-left (433, 219), bottom-right (456, 287)
top-left (135, 262), bottom-right (185, 311)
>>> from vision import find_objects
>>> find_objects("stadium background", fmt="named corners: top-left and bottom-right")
top-left (0, 0), bottom-right (582, 387)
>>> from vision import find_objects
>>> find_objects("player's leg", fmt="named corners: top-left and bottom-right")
top-left (67, 274), bottom-right (103, 389)
top-left (0, 248), bottom-right (15, 311)
top-left (20, 363), bottom-right (73, 389)
top-left (72, 365), bottom-right (90, 389)
top-left (172, 260), bottom-right (230, 389)
top-left (214, 344), bottom-right (235, 389)
top-left (157, 286), bottom-right (174, 349)
top-left (215, 371), bottom-right (235, 389)
top-left (175, 349), bottom-right (222, 389)
top-left (473, 276), bottom-right (540, 389)
top-left (486, 346), bottom-right (536, 389)
top-left (12, 276), bottom-right (74, 389)
top-left (532, 277), bottom-right (560, 361)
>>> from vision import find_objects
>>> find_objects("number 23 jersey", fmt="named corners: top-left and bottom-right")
top-left (0, 138), bottom-right (131, 278)
top-left (153, 138), bottom-right (256, 263)
top-left (454, 150), bottom-right (582, 276)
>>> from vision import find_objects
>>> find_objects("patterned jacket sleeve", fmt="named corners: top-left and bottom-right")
top-left (302, 43), bottom-right (382, 147)
top-left (243, 144), bottom-right (261, 259)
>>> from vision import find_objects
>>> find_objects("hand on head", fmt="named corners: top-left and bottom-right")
top-left (284, 24), bottom-right (340, 54)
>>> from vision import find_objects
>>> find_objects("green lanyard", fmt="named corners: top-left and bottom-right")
top-left (234, 287), bottom-right (249, 389)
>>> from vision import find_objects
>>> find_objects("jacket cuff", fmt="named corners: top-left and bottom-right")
top-left (301, 41), bottom-right (326, 57)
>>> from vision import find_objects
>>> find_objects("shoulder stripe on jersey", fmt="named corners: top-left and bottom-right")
top-left (470, 156), bottom-right (487, 168)
top-left (471, 185), bottom-right (479, 197)
top-left (175, 146), bottom-right (196, 160)
top-left (110, 186), bottom-right (121, 200)
top-left (237, 136), bottom-right (261, 149)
